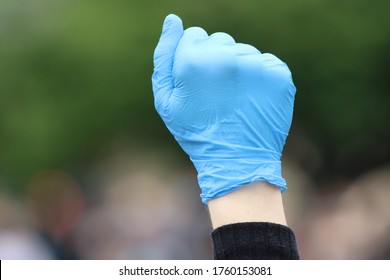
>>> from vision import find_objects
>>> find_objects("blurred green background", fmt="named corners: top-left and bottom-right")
top-left (0, 0), bottom-right (389, 259)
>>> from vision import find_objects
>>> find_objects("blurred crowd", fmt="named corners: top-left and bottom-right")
top-left (0, 145), bottom-right (389, 260)
top-left (0, 148), bottom-right (212, 259)
top-left (285, 161), bottom-right (390, 259)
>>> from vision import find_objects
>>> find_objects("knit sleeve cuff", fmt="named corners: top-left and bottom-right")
top-left (211, 222), bottom-right (300, 260)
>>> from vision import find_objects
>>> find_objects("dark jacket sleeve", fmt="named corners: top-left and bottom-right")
top-left (211, 222), bottom-right (300, 260)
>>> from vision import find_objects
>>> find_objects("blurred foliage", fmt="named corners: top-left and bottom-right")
top-left (0, 0), bottom-right (389, 190)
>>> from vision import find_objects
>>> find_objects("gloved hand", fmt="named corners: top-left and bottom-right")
top-left (152, 14), bottom-right (296, 204)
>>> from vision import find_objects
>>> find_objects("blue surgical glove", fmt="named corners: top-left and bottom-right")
top-left (152, 14), bottom-right (296, 204)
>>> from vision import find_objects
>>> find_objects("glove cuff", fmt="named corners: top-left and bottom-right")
top-left (192, 159), bottom-right (286, 204)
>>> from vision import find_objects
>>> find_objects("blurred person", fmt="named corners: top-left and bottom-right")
top-left (152, 14), bottom-right (299, 259)
top-left (24, 170), bottom-right (86, 259)
top-left (0, 192), bottom-right (54, 259)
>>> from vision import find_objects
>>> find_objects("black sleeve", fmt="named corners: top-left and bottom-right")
top-left (211, 222), bottom-right (300, 260)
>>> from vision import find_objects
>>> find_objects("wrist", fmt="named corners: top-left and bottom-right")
top-left (208, 181), bottom-right (287, 229)
top-left (192, 158), bottom-right (286, 204)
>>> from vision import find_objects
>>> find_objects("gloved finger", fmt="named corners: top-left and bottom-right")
top-left (208, 32), bottom-right (236, 45)
top-left (178, 26), bottom-right (209, 46)
top-left (172, 27), bottom-right (209, 83)
top-left (231, 43), bottom-right (261, 56)
top-left (152, 14), bottom-right (184, 110)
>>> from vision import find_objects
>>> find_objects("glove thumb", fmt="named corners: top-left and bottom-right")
top-left (152, 14), bottom-right (183, 111)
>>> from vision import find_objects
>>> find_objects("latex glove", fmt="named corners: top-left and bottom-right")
top-left (152, 14), bottom-right (296, 204)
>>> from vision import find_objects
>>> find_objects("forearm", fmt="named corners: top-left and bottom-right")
top-left (208, 181), bottom-right (287, 229)
top-left (208, 181), bottom-right (299, 260)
